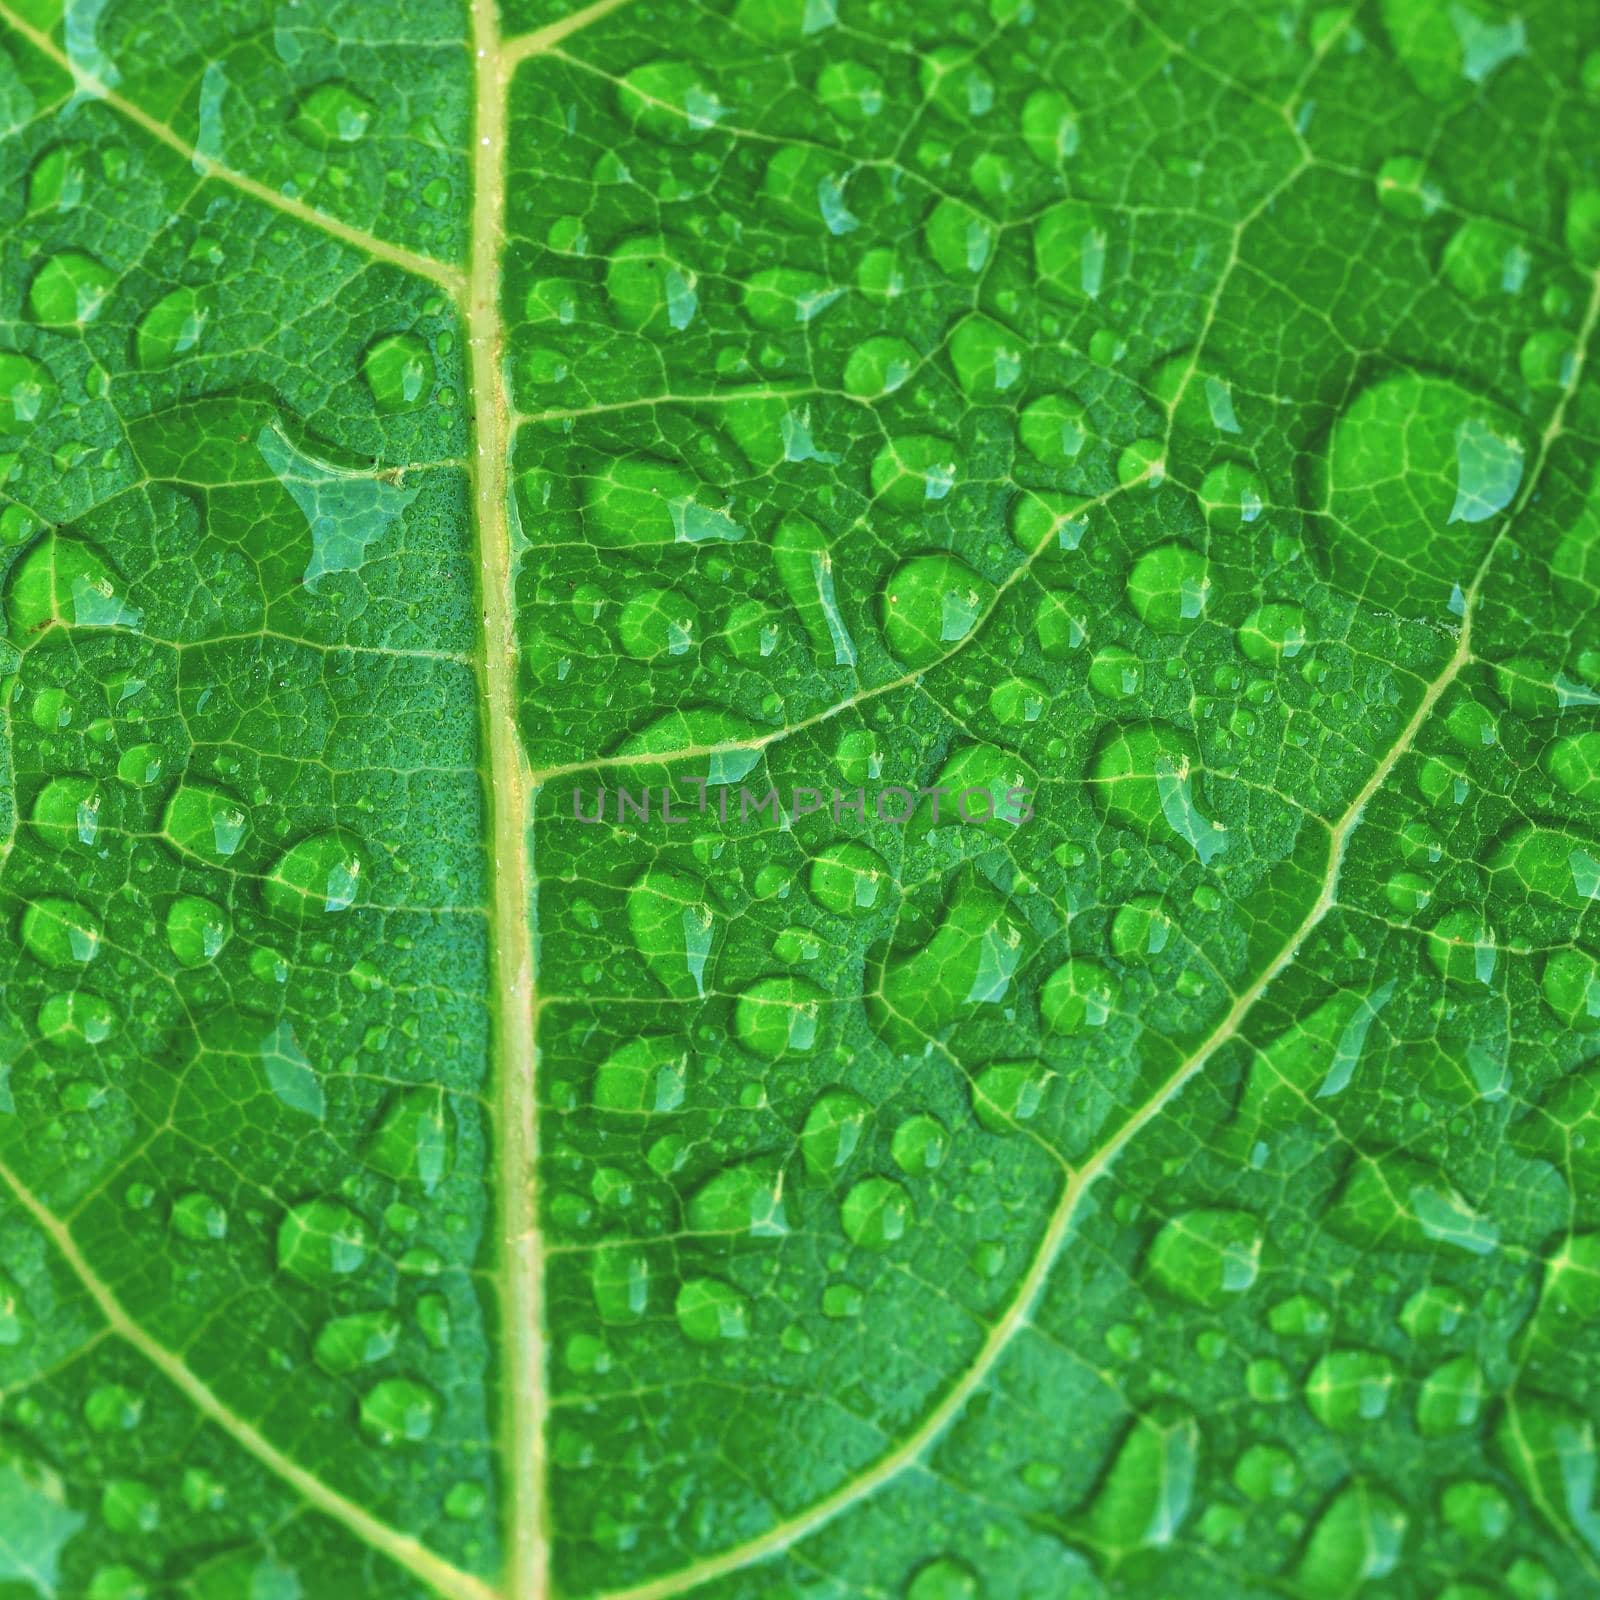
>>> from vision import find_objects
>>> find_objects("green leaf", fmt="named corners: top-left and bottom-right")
top-left (1, 0), bottom-right (1600, 1597)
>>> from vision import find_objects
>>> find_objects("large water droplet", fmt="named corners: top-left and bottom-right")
top-left (136, 287), bottom-right (208, 370)
top-left (735, 976), bottom-right (824, 1058)
top-left (162, 783), bottom-right (249, 865)
top-left (6, 532), bottom-right (143, 644)
top-left (28, 251), bottom-right (114, 325)
top-left (0, 351), bottom-right (55, 427)
top-left (359, 1378), bottom-right (440, 1446)
top-left (687, 1161), bottom-right (789, 1236)
top-left (276, 1198), bottom-right (370, 1285)
top-left (1319, 372), bottom-right (1523, 616)
top-left (675, 1277), bottom-right (750, 1342)
top-left (840, 1175), bottom-right (913, 1250)
top-left (20, 898), bottom-right (100, 969)
top-left (880, 554), bottom-right (993, 668)
top-left (1087, 721), bottom-right (1227, 863)
top-left (263, 831), bottom-right (366, 918)
top-left (292, 80), bottom-right (376, 147)
top-left (1144, 1209), bottom-right (1262, 1307)
top-left (313, 1310), bottom-right (400, 1376)
top-left (362, 1088), bottom-right (454, 1193)
top-left (799, 1089), bottom-right (870, 1176)
top-left (618, 59), bottom-right (726, 139)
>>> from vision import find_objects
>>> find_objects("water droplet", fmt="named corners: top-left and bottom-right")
top-left (949, 315), bottom-right (1022, 395)
top-left (1040, 960), bottom-right (1119, 1035)
top-left (870, 434), bottom-right (957, 506)
top-left (924, 197), bottom-right (996, 275)
top-left (1492, 821), bottom-right (1600, 910)
top-left (1442, 215), bottom-right (1529, 300)
top-left (583, 455), bottom-right (745, 546)
top-left (735, 976), bottom-right (824, 1058)
top-left (593, 1036), bottom-right (686, 1111)
top-left (740, 267), bottom-right (841, 330)
top-left (809, 842), bottom-right (888, 915)
top-left (29, 251), bottom-right (114, 326)
top-left (116, 743), bottom-right (165, 787)
top-left (1375, 152), bottom-right (1443, 217)
top-left (881, 554), bottom-right (993, 667)
top-left (1233, 1443), bottom-right (1298, 1502)
top-left (800, 1089), bottom-right (870, 1176)
top-left (20, 898), bottom-right (100, 968)
top-left (263, 831), bottom-right (366, 918)
top-left (1238, 601), bottom-right (1308, 664)
top-left (1293, 1481), bottom-right (1406, 1595)
top-left (1110, 895), bottom-right (1172, 962)
top-left (0, 351), bottom-right (55, 426)
top-left (1034, 200), bottom-right (1107, 299)
top-left (29, 774), bottom-right (102, 849)
top-left (162, 783), bottom-right (249, 865)
top-left (920, 46), bottom-right (994, 118)
top-left (166, 896), bottom-right (229, 967)
top-left (6, 532), bottom-right (142, 644)
top-left (675, 1277), bottom-right (750, 1342)
top-left (1425, 907), bottom-right (1498, 985)
top-left (1020, 88), bottom-right (1079, 165)
top-left (1320, 372), bottom-right (1524, 616)
top-left (1089, 645), bottom-right (1143, 700)
top-left (989, 675), bottom-right (1047, 727)
top-left (171, 1191), bottom-right (227, 1242)
top-left (592, 1244), bottom-right (653, 1323)
top-left (362, 1088), bottom-right (454, 1193)
top-left (26, 144), bottom-right (87, 214)
top-left (85, 1384), bottom-right (143, 1433)
top-left (135, 286), bottom-right (208, 370)
top-left (444, 1481), bottom-right (488, 1521)
top-left (1328, 1151), bottom-right (1498, 1253)
top-left (890, 1114), bottom-right (947, 1174)
top-left (615, 586), bottom-right (698, 660)
top-left (844, 334), bottom-right (918, 399)
top-left (1126, 542), bottom-right (1209, 631)
top-left (873, 876), bottom-right (1033, 1048)
top-left (840, 1175), bottom-right (913, 1250)
top-left (292, 80), bottom-right (376, 147)
top-left (1144, 1209), bottom-right (1262, 1307)
top-left (687, 1162), bottom-right (789, 1236)
top-left (733, 0), bottom-right (835, 43)
top-left (972, 1060), bottom-right (1048, 1131)
top-left (1199, 461), bottom-right (1263, 529)
top-left (1417, 1354), bottom-right (1485, 1436)
top-left (816, 59), bottom-right (882, 121)
top-left (1542, 948), bottom-right (1600, 1028)
top-left (362, 332), bottom-right (434, 412)
top-left (1074, 1400), bottom-right (1198, 1557)
top-left (618, 59), bottom-right (725, 139)
top-left (359, 1378), bottom-right (440, 1446)
top-left (312, 1310), bottom-right (400, 1377)
top-left (1017, 393), bottom-right (1088, 464)
top-left (1520, 328), bottom-right (1577, 390)
top-left (38, 991), bottom-right (116, 1045)
top-left (1304, 1348), bottom-right (1395, 1430)
top-left (1087, 721), bottom-right (1227, 863)
top-left (905, 1558), bottom-right (981, 1600)
top-left (276, 1198), bottom-right (370, 1285)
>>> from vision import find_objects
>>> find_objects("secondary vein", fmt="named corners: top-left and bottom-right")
top-left (0, 3), bottom-right (465, 298)
top-left (0, 1156), bottom-right (497, 1600)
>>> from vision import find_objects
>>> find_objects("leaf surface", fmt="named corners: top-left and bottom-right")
top-left (1, 1), bottom-right (1600, 1598)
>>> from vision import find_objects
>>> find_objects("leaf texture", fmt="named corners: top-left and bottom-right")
top-left (1, 1), bottom-right (1600, 1598)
